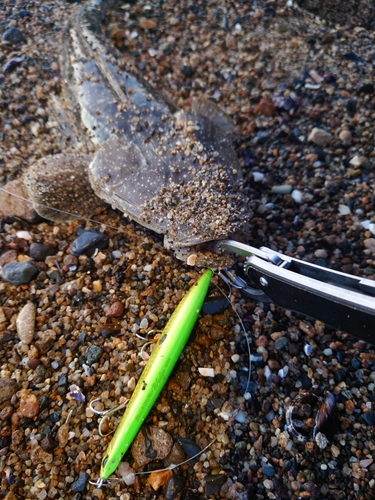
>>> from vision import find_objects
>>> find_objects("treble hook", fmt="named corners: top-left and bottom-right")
top-left (136, 329), bottom-right (163, 359)
top-left (89, 398), bottom-right (129, 437)
top-left (88, 477), bottom-right (122, 488)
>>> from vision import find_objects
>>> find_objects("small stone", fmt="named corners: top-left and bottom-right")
top-left (131, 426), bottom-right (173, 466)
top-left (363, 411), bottom-right (375, 425)
top-left (29, 243), bottom-right (56, 261)
top-left (342, 51), bottom-right (359, 61)
top-left (358, 82), bottom-right (374, 95)
top-left (0, 179), bottom-right (39, 222)
top-left (308, 128), bottom-right (332, 147)
top-left (177, 437), bottom-right (201, 458)
top-left (315, 432), bottom-right (328, 449)
top-left (35, 329), bottom-right (57, 354)
top-left (262, 466), bottom-right (275, 477)
top-left (30, 446), bottom-right (53, 465)
top-left (339, 129), bottom-right (352, 146)
top-left (40, 434), bottom-right (55, 452)
top-left (71, 473), bottom-right (89, 493)
top-left (71, 230), bottom-right (109, 256)
top-left (165, 475), bottom-right (186, 500)
top-left (85, 345), bottom-right (103, 365)
top-left (338, 204), bottom-right (351, 216)
top-left (2, 27), bottom-right (26, 44)
top-left (364, 239), bottom-right (375, 253)
top-left (16, 302), bottom-right (35, 344)
top-left (349, 155), bottom-right (370, 168)
top-left (275, 337), bottom-right (289, 350)
top-left (256, 100), bottom-right (276, 116)
top-left (204, 474), bottom-right (227, 496)
top-left (314, 249), bottom-right (327, 259)
top-left (272, 185), bottom-right (293, 195)
top-left (201, 296), bottom-right (229, 315)
top-left (346, 99), bottom-right (357, 113)
top-left (181, 65), bottom-right (195, 77)
top-left (2, 261), bottom-right (38, 285)
top-left (163, 441), bottom-right (186, 468)
top-left (19, 390), bottom-right (39, 418)
top-left (0, 377), bottom-right (18, 403)
top-left (139, 18), bottom-right (157, 29)
top-left (106, 300), bottom-right (124, 317)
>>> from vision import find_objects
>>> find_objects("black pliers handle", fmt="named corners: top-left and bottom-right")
top-left (215, 240), bottom-right (375, 343)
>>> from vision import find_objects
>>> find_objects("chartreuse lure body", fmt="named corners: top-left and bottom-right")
top-left (99, 269), bottom-right (212, 481)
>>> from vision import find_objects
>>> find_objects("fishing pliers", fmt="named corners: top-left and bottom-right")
top-left (215, 240), bottom-right (375, 343)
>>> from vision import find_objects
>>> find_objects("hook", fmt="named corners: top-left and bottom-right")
top-left (89, 477), bottom-right (122, 488)
top-left (89, 398), bottom-right (129, 437)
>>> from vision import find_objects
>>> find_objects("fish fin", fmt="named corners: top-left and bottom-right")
top-left (191, 97), bottom-right (235, 135)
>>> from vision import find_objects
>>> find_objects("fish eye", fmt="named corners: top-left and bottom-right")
top-left (103, 457), bottom-right (108, 466)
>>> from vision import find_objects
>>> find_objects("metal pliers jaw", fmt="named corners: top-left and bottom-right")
top-left (215, 240), bottom-right (375, 343)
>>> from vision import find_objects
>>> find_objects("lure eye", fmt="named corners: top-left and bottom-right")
top-left (103, 457), bottom-right (108, 466)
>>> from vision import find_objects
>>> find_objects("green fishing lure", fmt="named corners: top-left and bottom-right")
top-left (99, 269), bottom-right (212, 482)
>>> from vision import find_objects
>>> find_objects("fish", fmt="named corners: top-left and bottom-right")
top-left (22, 0), bottom-right (248, 254)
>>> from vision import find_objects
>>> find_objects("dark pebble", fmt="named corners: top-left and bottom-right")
top-left (85, 345), bottom-right (103, 365)
top-left (204, 474), bottom-right (227, 496)
top-left (2, 56), bottom-right (23, 73)
top-left (275, 337), bottom-right (289, 350)
top-left (262, 466), bottom-right (275, 477)
top-left (177, 437), bottom-right (201, 458)
top-left (358, 82), bottom-right (374, 94)
top-left (18, 10), bottom-right (32, 18)
top-left (342, 51), bottom-right (360, 61)
top-left (201, 296), bottom-right (229, 315)
top-left (2, 27), bottom-right (26, 44)
top-left (363, 411), bottom-right (375, 426)
top-left (40, 434), bottom-right (55, 452)
top-left (333, 367), bottom-right (347, 383)
top-left (346, 98), bottom-right (357, 113)
top-left (71, 230), bottom-right (109, 256)
top-left (57, 374), bottom-right (67, 386)
top-left (100, 325), bottom-right (122, 338)
top-left (181, 65), bottom-right (195, 77)
top-left (29, 242), bottom-right (56, 261)
top-left (0, 377), bottom-right (18, 404)
top-left (2, 261), bottom-right (38, 285)
top-left (71, 473), bottom-right (89, 493)
top-left (165, 475), bottom-right (186, 500)
top-left (49, 411), bottom-right (61, 423)
top-left (299, 373), bottom-right (312, 390)
top-left (351, 358), bottom-right (361, 370)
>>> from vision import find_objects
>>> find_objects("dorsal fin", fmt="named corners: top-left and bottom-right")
top-left (191, 97), bottom-right (235, 135)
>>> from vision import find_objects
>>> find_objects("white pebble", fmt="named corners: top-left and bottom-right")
top-left (291, 190), bottom-right (302, 203)
top-left (231, 354), bottom-right (240, 363)
top-left (143, 264), bottom-right (153, 272)
top-left (323, 348), bottom-right (333, 356)
top-left (112, 250), bottom-right (122, 259)
top-left (361, 220), bottom-right (371, 230)
top-left (16, 230), bottom-right (33, 241)
top-left (51, 361), bottom-right (59, 370)
top-left (117, 462), bottom-right (136, 485)
top-left (316, 432), bottom-right (328, 449)
top-left (140, 318), bottom-right (149, 329)
top-left (369, 224), bottom-right (375, 236)
top-left (278, 366), bottom-right (289, 379)
top-left (338, 204), bottom-right (351, 216)
top-left (252, 172), bottom-right (265, 182)
top-left (235, 410), bottom-right (246, 423)
top-left (198, 367), bottom-right (215, 377)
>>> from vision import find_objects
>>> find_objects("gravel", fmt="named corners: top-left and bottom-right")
top-left (1, 0), bottom-right (375, 499)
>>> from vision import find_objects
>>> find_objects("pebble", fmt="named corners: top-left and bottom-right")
top-left (164, 441), bottom-right (185, 468)
top-left (71, 473), bottom-right (89, 493)
top-left (16, 302), bottom-right (35, 344)
top-left (339, 129), bottom-right (352, 146)
top-left (139, 18), bottom-right (157, 30)
top-left (201, 296), bottom-right (229, 315)
top-left (30, 446), bottom-right (53, 465)
top-left (349, 155), bottom-right (370, 168)
top-left (71, 230), bottom-right (109, 256)
top-left (85, 345), bottom-right (103, 365)
top-left (29, 242), bottom-right (56, 261)
top-left (19, 389), bottom-right (40, 418)
top-left (271, 185), bottom-right (293, 195)
top-left (204, 474), bottom-right (227, 496)
top-left (2, 261), bottom-right (38, 285)
top-left (165, 476), bottom-right (186, 500)
top-left (105, 300), bottom-right (124, 317)
top-left (177, 437), bottom-right (201, 458)
top-left (2, 27), bottom-right (25, 44)
top-left (308, 128), bottom-right (332, 147)
top-left (0, 377), bottom-right (18, 404)
top-left (131, 426), bottom-right (173, 466)
top-left (315, 432), bottom-right (328, 449)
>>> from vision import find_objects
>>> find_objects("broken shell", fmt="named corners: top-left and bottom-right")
top-left (286, 391), bottom-right (336, 444)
